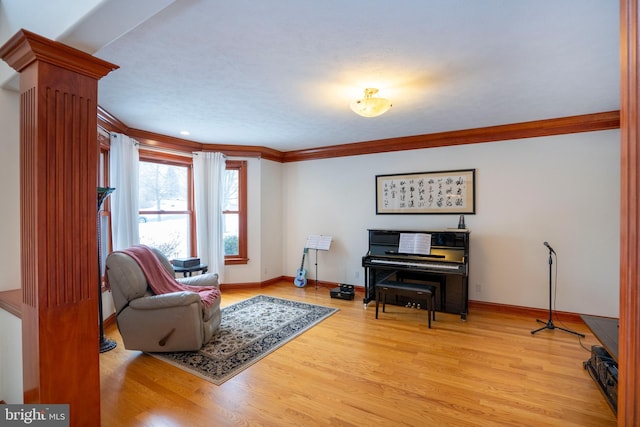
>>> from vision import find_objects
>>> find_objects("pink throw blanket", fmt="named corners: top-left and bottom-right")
top-left (116, 245), bottom-right (220, 308)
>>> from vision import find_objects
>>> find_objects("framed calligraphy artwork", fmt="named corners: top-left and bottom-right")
top-left (376, 169), bottom-right (475, 214)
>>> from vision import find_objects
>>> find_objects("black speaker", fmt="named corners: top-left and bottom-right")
top-left (330, 284), bottom-right (355, 300)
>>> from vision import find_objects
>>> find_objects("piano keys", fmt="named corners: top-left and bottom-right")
top-left (362, 229), bottom-right (470, 320)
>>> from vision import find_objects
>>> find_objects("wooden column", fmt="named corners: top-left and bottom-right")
top-left (620, 1), bottom-right (640, 425)
top-left (0, 30), bottom-right (117, 426)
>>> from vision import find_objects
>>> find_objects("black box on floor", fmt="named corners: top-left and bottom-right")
top-left (330, 284), bottom-right (355, 300)
top-left (173, 257), bottom-right (200, 268)
top-left (584, 345), bottom-right (617, 413)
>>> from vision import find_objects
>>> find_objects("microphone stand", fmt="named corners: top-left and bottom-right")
top-left (531, 246), bottom-right (584, 337)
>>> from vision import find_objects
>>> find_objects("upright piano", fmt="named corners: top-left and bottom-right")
top-left (362, 229), bottom-right (470, 319)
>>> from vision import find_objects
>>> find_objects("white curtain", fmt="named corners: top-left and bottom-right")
top-left (193, 152), bottom-right (226, 282)
top-left (109, 133), bottom-right (140, 250)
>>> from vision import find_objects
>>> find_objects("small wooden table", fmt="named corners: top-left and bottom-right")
top-left (581, 314), bottom-right (618, 361)
top-left (173, 264), bottom-right (208, 277)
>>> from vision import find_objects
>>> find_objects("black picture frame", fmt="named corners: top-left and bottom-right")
top-left (375, 168), bottom-right (475, 214)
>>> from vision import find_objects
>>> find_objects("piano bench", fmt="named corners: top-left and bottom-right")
top-left (375, 282), bottom-right (437, 328)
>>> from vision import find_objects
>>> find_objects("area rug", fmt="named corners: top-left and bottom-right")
top-left (148, 295), bottom-right (338, 385)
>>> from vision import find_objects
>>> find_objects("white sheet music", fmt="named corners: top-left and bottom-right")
top-left (398, 233), bottom-right (431, 255)
top-left (305, 235), bottom-right (332, 251)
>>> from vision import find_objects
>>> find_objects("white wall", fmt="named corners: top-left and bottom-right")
top-left (222, 157), bottom-right (283, 284)
top-left (260, 159), bottom-right (283, 281)
top-left (0, 88), bottom-right (20, 292)
top-left (0, 310), bottom-right (22, 403)
top-left (282, 130), bottom-right (620, 317)
top-left (0, 85), bottom-right (21, 401)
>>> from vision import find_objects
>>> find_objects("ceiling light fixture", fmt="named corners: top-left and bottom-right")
top-left (350, 88), bottom-right (392, 118)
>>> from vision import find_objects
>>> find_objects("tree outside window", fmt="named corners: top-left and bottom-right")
top-left (134, 152), bottom-right (245, 264)
top-left (223, 168), bottom-right (239, 255)
top-left (138, 156), bottom-right (192, 260)
top-left (224, 160), bottom-right (247, 264)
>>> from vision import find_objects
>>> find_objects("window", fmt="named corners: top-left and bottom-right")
top-left (126, 147), bottom-right (247, 265)
top-left (224, 160), bottom-right (247, 264)
top-left (138, 151), bottom-right (194, 260)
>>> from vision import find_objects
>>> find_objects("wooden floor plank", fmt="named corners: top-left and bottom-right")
top-left (100, 282), bottom-right (617, 426)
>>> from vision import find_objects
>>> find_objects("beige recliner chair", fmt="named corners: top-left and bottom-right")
top-left (105, 247), bottom-right (221, 352)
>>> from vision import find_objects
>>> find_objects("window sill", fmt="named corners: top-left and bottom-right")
top-left (225, 257), bottom-right (249, 265)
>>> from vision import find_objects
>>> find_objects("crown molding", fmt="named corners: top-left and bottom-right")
top-left (127, 128), bottom-right (204, 153)
top-left (95, 108), bottom-right (619, 163)
top-left (200, 144), bottom-right (284, 162)
top-left (282, 111), bottom-right (620, 163)
top-left (127, 129), bottom-right (283, 162)
top-left (0, 28), bottom-right (118, 79)
top-left (98, 106), bottom-right (129, 133)
top-left (97, 106), bottom-right (284, 161)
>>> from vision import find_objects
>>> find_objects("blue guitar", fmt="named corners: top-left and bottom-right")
top-left (293, 248), bottom-right (308, 287)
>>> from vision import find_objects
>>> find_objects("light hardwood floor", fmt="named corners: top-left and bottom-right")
top-left (100, 282), bottom-right (617, 426)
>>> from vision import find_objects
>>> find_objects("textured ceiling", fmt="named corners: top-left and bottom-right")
top-left (4, 1), bottom-right (621, 152)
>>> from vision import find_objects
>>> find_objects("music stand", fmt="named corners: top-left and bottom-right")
top-left (305, 235), bottom-right (332, 290)
top-left (531, 244), bottom-right (584, 337)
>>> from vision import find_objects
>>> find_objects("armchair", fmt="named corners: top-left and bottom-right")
top-left (105, 246), bottom-right (221, 352)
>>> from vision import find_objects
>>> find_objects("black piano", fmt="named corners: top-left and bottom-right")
top-left (362, 229), bottom-right (470, 320)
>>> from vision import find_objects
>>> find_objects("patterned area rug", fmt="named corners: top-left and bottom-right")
top-left (149, 295), bottom-right (338, 385)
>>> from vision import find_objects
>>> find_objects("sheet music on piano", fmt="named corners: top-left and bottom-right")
top-left (398, 233), bottom-right (431, 255)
